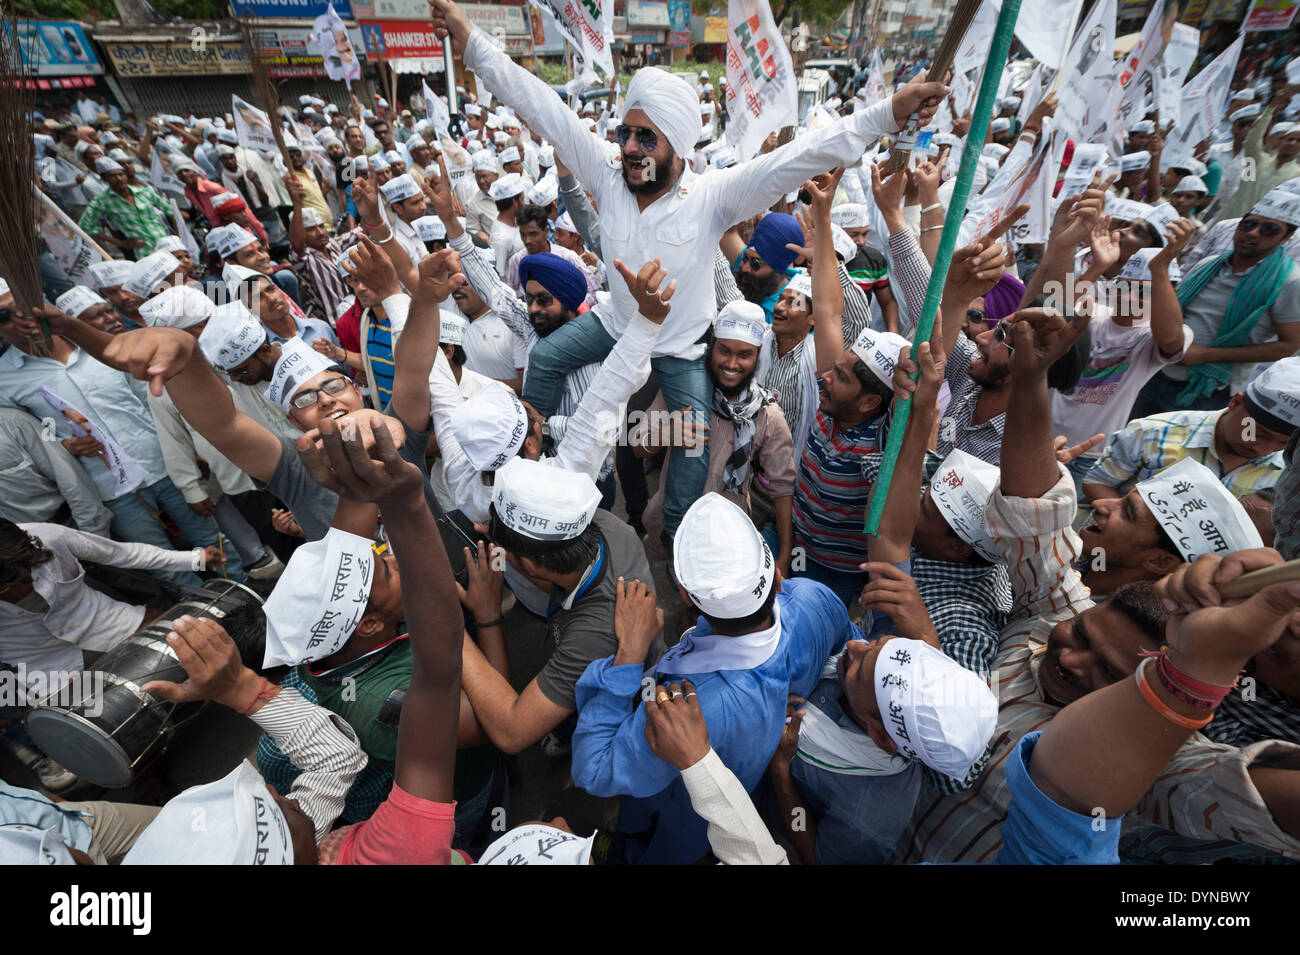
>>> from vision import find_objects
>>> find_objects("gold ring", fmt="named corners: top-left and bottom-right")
top-left (655, 691), bottom-right (671, 705)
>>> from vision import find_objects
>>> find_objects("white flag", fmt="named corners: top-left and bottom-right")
top-left (1014, 0), bottom-right (1084, 72)
top-left (950, 0), bottom-right (1001, 118)
top-left (168, 198), bottom-right (201, 261)
top-left (1157, 22), bottom-right (1199, 129)
top-left (232, 95), bottom-right (279, 161)
top-left (864, 48), bottom-right (886, 104)
top-left (475, 73), bottom-right (493, 111)
top-left (1166, 35), bottom-right (1242, 166)
top-left (526, 0), bottom-right (615, 91)
top-left (422, 78), bottom-right (450, 137)
top-left (310, 4), bottom-right (360, 87)
top-left (724, 0), bottom-right (798, 162)
top-left (1114, 0), bottom-right (1167, 132)
top-left (150, 149), bottom-right (186, 199)
top-left (1016, 63), bottom-right (1045, 129)
top-left (1055, 0), bottom-right (1118, 144)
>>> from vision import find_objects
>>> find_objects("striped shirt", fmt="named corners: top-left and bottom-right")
top-left (1085, 408), bottom-right (1285, 499)
top-left (250, 686), bottom-right (367, 843)
top-left (792, 409), bottom-right (884, 571)
top-left (290, 233), bottom-right (357, 328)
top-left (77, 183), bottom-right (174, 256)
top-left (936, 335), bottom-right (1005, 466)
top-left (1273, 429), bottom-right (1300, 559)
top-left (894, 466), bottom-right (1300, 863)
top-left (448, 231), bottom-right (598, 419)
top-left (362, 308), bottom-right (396, 411)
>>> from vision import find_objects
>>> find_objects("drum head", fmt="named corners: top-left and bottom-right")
top-left (25, 707), bottom-right (134, 789)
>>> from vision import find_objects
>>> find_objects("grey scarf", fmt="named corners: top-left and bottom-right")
top-left (712, 382), bottom-right (775, 494)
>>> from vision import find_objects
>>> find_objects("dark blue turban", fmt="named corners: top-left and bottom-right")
top-left (518, 252), bottom-right (586, 313)
top-left (749, 212), bottom-right (804, 273)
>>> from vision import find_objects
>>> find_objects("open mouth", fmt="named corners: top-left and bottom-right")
top-left (327, 410), bottom-right (348, 420)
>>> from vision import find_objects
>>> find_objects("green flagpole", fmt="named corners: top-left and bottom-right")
top-left (863, 0), bottom-right (1024, 536)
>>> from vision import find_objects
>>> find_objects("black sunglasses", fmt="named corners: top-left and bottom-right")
top-left (741, 252), bottom-right (768, 272)
top-left (1239, 218), bottom-right (1285, 237)
top-left (992, 321), bottom-right (1016, 352)
top-left (0, 308), bottom-right (11, 325)
top-left (966, 308), bottom-right (985, 324)
top-left (525, 290), bottom-right (555, 308)
top-left (290, 375), bottom-right (350, 410)
top-left (615, 124), bottom-right (658, 153)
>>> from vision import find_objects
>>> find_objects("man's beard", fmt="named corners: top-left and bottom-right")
top-left (531, 309), bottom-right (571, 338)
top-left (969, 360), bottom-right (1010, 389)
top-left (621, 147), bottom-right (675, 195)
top-left (736, 268), bottom-right (785, 304)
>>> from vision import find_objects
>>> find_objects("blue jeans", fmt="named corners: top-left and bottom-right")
top-left (106, 477), bottom-right (246, 585)
top-left (523, 311), bottom-right (712, 537)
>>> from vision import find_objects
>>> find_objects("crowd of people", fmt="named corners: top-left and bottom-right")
top-left (2, 0), bottom-right (1300, 866)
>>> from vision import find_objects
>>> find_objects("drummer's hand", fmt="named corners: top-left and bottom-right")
top-left (200, 544), bottom-right (226, 569)
top-left (142, 615), bottom-right (268, 714)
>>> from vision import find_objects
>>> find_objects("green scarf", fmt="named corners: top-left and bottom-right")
top-left (1175, 245), bottom-right (1295, 407)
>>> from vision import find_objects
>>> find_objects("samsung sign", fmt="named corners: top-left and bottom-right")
top-left (230, 0), bottom-right (353, 17)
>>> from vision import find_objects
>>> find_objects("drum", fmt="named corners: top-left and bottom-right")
top-left (25, 581), bottom-right (266, 789)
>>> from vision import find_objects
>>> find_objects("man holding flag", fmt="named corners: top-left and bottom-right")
top-left (427, 0), bottom-right (947, 548)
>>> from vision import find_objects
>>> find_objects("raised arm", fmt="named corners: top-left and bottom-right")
top-left (709, 72), bottom-right (947, 229)
top-left (1147, 218), bottom-right (1194, 357)
top-left (873, 332), bottom-right (944, 562)
top-left (431, 1), bottom-right (612, 193)
top-left (47, 315), bottom-right (285, 483)
top-left (299, 416), bottom-right (462, 803)
top-left (806, 169), bottom-right (848, 371)
top-left (1000, 304), bottom-right (1093, 499)
top-left (1029, 553), bottom-right (1300, 822)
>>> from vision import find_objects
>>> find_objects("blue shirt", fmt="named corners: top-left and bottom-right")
top-left (0, 781), bottom-right (94, 854)
top-left (263, 314), bottom-right (339, 349)
top-left (571, 577), bottom-right (859, 864)
top-left (997, 731), bottom-right (1123, 865)
top-left (0, 346), bottom-right (169, 501)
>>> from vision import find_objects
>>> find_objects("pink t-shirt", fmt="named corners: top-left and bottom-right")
top-left (1051, 308), bottom-right (1192, 458)
top-left (321, 784), bottom-right (463, 865)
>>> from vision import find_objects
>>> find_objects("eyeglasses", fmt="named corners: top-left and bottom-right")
top-left (992, 321), bottom-right (1016, 352)
top-left (1238, 218), bottom-right (1285, 237)
top-left (740, 252), bottom-right (768, 273)
top-left (615, 124), bottom-right (659, 153)
top-left (966, 309), bottom-right (985, 324)
top-left (289, 375), bottom-right (350, 410)
top-left (525, 290), bottom-right (555, 308)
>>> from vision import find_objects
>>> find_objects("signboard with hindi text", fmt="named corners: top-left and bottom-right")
top-left (1243, 0), bottom-right (1299, 30)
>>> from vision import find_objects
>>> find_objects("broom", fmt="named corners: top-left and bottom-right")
top-left (881, 0), bottom-right (984, 175)
top-left (0, 11), bottom-right (53, 355)
top-left (239, 19), bottom-right (293, 171)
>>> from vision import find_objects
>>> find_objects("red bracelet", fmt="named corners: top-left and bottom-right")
top-left (1135, 659), bottom-right (1214, 730)
top-left (1143, 647), bottom-right (1239, 708)
top-left (359, 219), bottom-right (386, 233)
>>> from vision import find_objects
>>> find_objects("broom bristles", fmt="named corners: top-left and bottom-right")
top-left (880, 0), bottom-right (985, 175)
top-left (0, 10), bottom-right (53, 354)
top-left (241, 20), bottom-right (293, 169)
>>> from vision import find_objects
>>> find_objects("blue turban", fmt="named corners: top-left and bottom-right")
top-left (749, 213), bottom-right (804, 273)
top-left (518, 252), bottom-right (586, 313)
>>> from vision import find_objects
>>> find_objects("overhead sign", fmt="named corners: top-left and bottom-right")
top-left (10, 21), bottom-right (102, 76)
top-left (359, 20), bottom-right (445, 63)
top-left (1243, 0), bottom-right (1299, 30)
top-left (628, 0), bottom-right (670, 26)
top-left (101, 27), bottom-right (364, 78)
top-left (230, 0), bottom-right (353, 15)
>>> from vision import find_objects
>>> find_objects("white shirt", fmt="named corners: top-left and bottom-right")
top-left (489, 218), bottom-right (524, 279)
top-left (465, 27), bottom-right (898, 360)
top-left (461, 311), bottom-right (528, 382)
top-left (430, 310), bottom-right (660, 522)
top-left (0, 524), bottom-right (200, 688)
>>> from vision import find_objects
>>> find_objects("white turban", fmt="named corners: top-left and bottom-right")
top-left (623, 67), bottom-right (702, 158)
